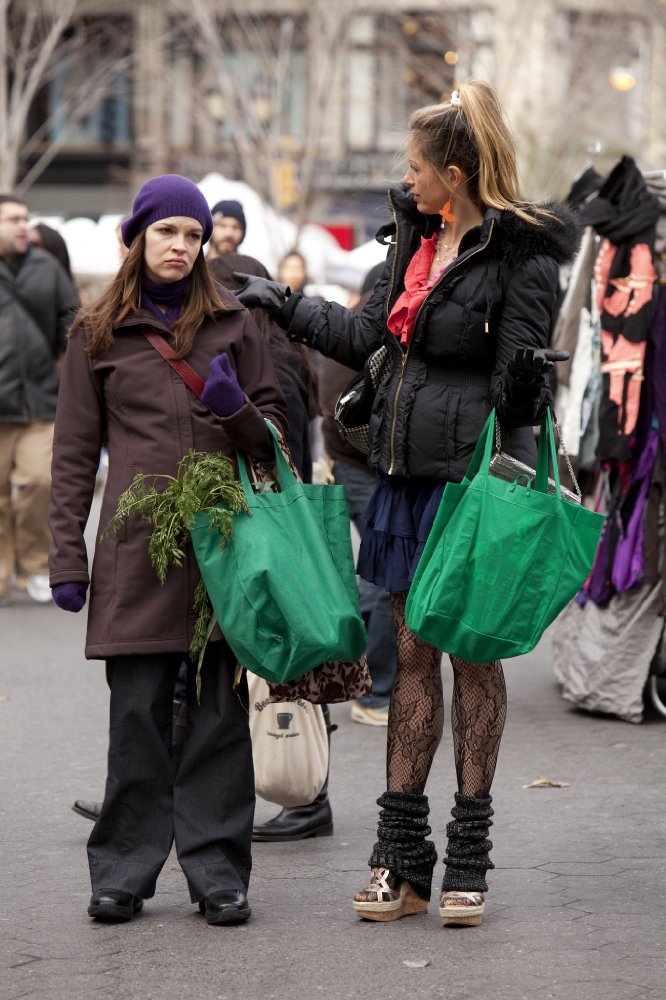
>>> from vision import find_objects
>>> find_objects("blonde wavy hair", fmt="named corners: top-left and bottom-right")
top-left (408, 79), bottom-right (546, 225)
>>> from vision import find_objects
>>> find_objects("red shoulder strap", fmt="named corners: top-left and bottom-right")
top-left (141, 326), bottom-right (205, 398)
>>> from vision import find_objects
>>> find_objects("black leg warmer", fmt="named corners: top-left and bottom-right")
top-left (442, 793), bottom-right (494, 893)
top-left (368, 791), bottom-right (437, 901)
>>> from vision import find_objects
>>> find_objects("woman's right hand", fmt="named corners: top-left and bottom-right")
top-left (232, 273), bottom-right (291, 313)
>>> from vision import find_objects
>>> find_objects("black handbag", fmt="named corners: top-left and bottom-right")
top-left (333, 346), bottom-right (390, 454)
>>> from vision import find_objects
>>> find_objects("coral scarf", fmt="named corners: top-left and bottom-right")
top-left (387, 234), bottom-right (447, 346)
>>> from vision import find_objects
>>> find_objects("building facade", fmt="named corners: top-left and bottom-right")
top-left (20, 0), bottom-right (666, 240)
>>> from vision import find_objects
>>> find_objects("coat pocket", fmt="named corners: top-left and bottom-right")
top-left (406, 383), bottom-right (461, 480)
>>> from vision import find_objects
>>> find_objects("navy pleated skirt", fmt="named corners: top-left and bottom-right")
top-left (357, 474), bottom-right (445, 595)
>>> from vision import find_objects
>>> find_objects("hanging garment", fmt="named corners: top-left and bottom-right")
top-left (644, 172), bottom-right (666, 283)
top-left (647, 288), bottom-right (666, 457)
top-left (579, 156), bottom-right (660, 462)
top-left (611, 430), bottom-right (659, 592)
top-left (552, 581), bottom-right (664, 724)
top-left (564, 165), bottom-right (605, 211)
top-left (578, 316), bottom-right (603, 471)
top-left (643, 442), bottom-right (666, 615)
top-left (557, 305), bottom-right (594, 457)
top-left (551, 226), bottom-right (597, 390)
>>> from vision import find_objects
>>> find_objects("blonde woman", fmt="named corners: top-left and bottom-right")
top-left (235, 80), bottom-right (577, 927)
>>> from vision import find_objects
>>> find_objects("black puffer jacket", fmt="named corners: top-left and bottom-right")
top-left (280, 186), bottom-right (580, 482)
top-left (0, 246), bottom-right (78, 424)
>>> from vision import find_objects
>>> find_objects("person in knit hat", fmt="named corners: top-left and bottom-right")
top-left (208, 198), bottom-right (247, 258)
top-left (48, 173), bottom-right (287, 926)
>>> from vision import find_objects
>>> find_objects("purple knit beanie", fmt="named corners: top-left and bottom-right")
top-left (121, 174), bottom-right (213, 248)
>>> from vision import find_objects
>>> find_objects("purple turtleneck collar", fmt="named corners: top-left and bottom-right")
top-left (141, 274), bottom-right (190, 328)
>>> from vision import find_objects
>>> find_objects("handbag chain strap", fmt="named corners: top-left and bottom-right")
top-left (494, 410), bottom-right (582, 499)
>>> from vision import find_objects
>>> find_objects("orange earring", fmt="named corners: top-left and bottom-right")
top-left (439, 199), bottom-right (456, 224)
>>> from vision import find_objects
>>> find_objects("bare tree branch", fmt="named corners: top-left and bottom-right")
top-left (16, 51), bottom-right (134, 195)
top-left (179, 0), bottom-right (358, 233)
top-left (0, 2), bottom-right (133, 190)
top-left (9, 1), bottom-right (78, 151)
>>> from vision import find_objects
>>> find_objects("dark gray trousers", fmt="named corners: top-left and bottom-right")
top-left (87, 642), bottom-right (254, 902)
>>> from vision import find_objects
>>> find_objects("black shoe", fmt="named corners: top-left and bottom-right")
top-left (252, 791), bottom-right (333, 842)
top-left (198, 890), bottom-right (251, 925)
top-left (72, 799), bottom-right (102, 822)
top-left (88, 889), bottom-right (143, 922)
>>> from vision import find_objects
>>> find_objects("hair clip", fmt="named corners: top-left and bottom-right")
top-left (450, 90), bottom-right (462, 106)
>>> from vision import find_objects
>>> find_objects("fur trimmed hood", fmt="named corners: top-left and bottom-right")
top-left (386, 184), bottom-right (581, 269)
top-left (493, 201), bottom-right (581, 268)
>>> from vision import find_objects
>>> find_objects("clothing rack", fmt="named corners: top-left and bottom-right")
top-left (551, 158), bottom-right (666, 722)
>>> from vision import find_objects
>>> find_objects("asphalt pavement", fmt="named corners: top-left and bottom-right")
top-left (2, 568), bottom-right (666, 1000)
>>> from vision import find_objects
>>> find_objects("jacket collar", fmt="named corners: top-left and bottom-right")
top-left (381, 184), bottom-right (580, 267)
top-left (114, 280), bottom-right (245, 332)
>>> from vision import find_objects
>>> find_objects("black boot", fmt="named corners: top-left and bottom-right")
top-left (368, 791), bottom-right (437, 901)
top-left (442, 793), bottom-right (494, 893)
top-left (72, 799), bottom-right (102, 822)
top-left (252, 785), bottom-right (333, 841)
top-left (252, 710), bottom-right (336, 842)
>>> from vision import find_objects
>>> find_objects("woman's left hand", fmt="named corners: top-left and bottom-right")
top-left (201, 353), bottom-right (246, 417)
top-left (508, 348), bottom-right (570, 382)
top-left (52, 581), bottom-right (88, 612)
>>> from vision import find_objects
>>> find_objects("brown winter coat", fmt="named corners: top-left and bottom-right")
top-left (48, 288), bottom-right (287, 660)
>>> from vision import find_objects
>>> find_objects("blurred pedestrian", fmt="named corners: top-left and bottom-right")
top-left (209, 252), bottom-right (337, 843)
top-left (207, 199), bottom-right (246, 258)
top-left (0, 195), bottom-right (78, 605)
top-left (49, 174), bottom-right (287, 925)
top-left (277, 250), bottom-right (308, 294)
top-left (28, 223), bottom-right (73, 281)
top-left (233, 80), bottom-right (577, 926)
top-left (318, 262), bottom-right (397, 727)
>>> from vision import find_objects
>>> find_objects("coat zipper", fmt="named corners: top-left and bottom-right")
top-left (385, 192), bottom-right (400, 322)
top-left (386, 218), bottom-right (496, 475)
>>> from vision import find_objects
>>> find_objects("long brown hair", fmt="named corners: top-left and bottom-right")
top-left (70, 232), bottom-right (227, 358)
top-left (408, 79), bottom-right (548, 225)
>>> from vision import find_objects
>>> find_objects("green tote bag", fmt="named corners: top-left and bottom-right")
top-left (405, 409), bottom-right (604, 662)
top-left (190, 426), bottom-right (367, 684)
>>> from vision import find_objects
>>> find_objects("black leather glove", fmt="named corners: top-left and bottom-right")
top-left (508, 348), bottom-right (570, 382)
top-left (232, 272), bottom-right (290, 313)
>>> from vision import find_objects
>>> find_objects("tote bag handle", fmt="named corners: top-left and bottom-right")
top-left (534, 410), bottom-right (562, 498)
top-left (236, 422), bottom-right (298, 498)
top-left (457, 409), bottom-right (497, 485)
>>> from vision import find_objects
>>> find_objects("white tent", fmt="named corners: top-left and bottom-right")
top-left (32, 173), bottom-right (388, 299)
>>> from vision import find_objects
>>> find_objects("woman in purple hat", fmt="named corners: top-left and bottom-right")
top-left (48, 174), bottom-right (287, 925)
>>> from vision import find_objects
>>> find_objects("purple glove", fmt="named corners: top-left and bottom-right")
top-left (52, 581), bottom-right (88, 612)
top-left (201, 352), bottom-right (246, 417)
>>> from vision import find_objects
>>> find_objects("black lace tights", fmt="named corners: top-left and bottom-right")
top-left (387, 593), bottom-right (507, 799)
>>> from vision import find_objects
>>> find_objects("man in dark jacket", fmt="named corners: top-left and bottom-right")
top-left (206, 199), bottom-right (247, 259)
top-left (0, 195), bottom-right (78, 604)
